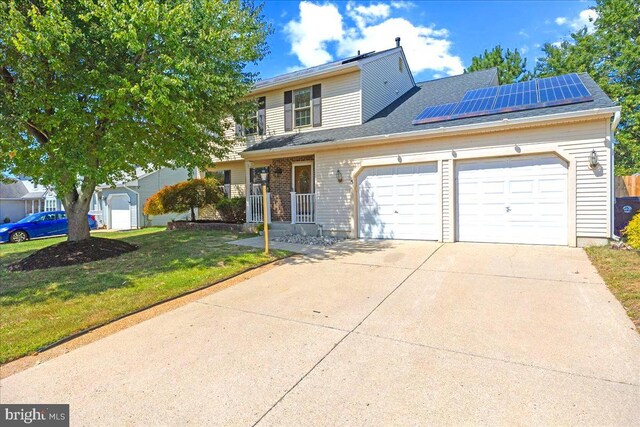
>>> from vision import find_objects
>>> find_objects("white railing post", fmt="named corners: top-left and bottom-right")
top-left (290, 192), bottom-right (296, 224)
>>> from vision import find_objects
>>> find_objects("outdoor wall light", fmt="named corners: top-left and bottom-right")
top-left (336, 169), bottom-right (343, 183)
top-left (272, 166), bottom-right (283, 176)
top-left (589, 149), bottom-right (599, 169)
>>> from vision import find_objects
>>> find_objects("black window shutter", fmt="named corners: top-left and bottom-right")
top-left (223, 170), bottom-right (231, 185)
top-left (284, 91), bottom-right (293, 131)
top-left (257, 96), bottom-right (266, 135)
top-left (312, 84), bottom-right (322, 127)
top-left (235, 122), bottom-right (243, 137)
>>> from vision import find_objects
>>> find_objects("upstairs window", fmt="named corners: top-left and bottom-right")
top-left (293, 87), bottom-right (312, 128)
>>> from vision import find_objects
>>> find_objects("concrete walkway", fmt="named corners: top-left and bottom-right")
top-left (2, 241), bottom-right (639, 426)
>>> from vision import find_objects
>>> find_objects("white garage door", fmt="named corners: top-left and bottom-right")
top-left (110, 195), bottom-right (131, 230)
top-left (457, 155), bottom-right (568, 245)
top-left (358, 163), bottom-right (438, 240)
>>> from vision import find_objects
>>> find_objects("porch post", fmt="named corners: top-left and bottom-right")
top-left (290, 192), bottom-right (296, 224)
top-left (245, 162), bottom-right (251, 223)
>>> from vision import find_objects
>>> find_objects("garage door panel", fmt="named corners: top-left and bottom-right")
top-left (457, 155), bottom-right (568, 245)
top-left (358, 163), bottom-right (438, 241)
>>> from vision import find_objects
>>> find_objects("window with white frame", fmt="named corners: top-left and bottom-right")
top-left (293, 87), bottom-right (312, 128)
top-left (44, 198), bottom-right (57, 211)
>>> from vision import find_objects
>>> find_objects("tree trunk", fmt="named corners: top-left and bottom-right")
top-left (61, 179), bottom-right (96, 242)
top-left (190, 206), bottom-right (196, 222)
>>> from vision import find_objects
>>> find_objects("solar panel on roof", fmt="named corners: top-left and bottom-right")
top-left (538, 74), bottom-right (591, 104)
top-left (412, 102), bottom-right (458, 123)
top-left (411, 73), bottom-right (593, 126)
top-left (494, 80), bottom-right (538, 109)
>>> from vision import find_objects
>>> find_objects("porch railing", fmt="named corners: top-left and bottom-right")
top-left (247, 193), bottom-right (271, 223)
top-left (291, 192), bottom-right (315, 224)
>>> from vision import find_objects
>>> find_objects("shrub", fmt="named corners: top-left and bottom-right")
top-left (3, 217), bottom-right (10, 223)
top-left (144, 178), bottom-right (223, 221)
top-left (215, 197), bottom-right (246, 224)
top-left (622, 212), bottom-right (640, 250)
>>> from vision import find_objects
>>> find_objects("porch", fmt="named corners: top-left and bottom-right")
top-left (246, 155), bottom-right (316, 226)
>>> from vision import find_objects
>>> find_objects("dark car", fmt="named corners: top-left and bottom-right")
top-left (0, 211), bottom-right (98, 243)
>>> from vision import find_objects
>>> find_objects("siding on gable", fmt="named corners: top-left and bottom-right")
top-left (138, 167), bottom-right (191, 226)
top-left (360, 51), bottom-right (414, 122)
top-left (315, 118), bottom-right (612, 243)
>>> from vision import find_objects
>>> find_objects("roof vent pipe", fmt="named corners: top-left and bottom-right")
top-left (395, 37), bottom-right (401, 47)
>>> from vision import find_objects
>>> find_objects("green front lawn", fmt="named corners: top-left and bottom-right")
top-left (586, 246), bottom-right (640, 331)
top-left (0, 228), bottom-right (287, 363)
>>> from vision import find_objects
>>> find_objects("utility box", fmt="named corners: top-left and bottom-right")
top-left (614, 197), bottom-right (640, 236)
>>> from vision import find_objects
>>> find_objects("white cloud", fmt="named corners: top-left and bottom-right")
top-left (284, 2), bottom-right (344, 67)
top-left (520, 46), bottom-right (529, 55)
top-left (284, 1), bottom-right (464, 77)
top-left (518, 29), bottom-right (530, 38)
top-left (555, 9), bottom-right (598, 33)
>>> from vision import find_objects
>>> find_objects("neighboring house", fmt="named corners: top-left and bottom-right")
top-left (0, 178), bottom-right (63, 223)
top-left (206, 39), bottom-right (620, 247)
top-left (92, 168), bottom-right (191, 229)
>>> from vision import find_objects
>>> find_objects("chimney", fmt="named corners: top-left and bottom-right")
top-left (357, 50), bottom-right (360, 55)
top-left (395, 37), bottom-right (401, 47)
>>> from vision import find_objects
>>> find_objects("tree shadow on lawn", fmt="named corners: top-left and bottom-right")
top-left (0, 230), bottom-right (275, 307)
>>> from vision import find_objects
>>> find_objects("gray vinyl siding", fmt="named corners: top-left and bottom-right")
top-left (137, 168), bottom-right (190, 226)
top-left (0, 200), bottom-right (26, 223)
top-left (360, 50), bottom-right (414, 122)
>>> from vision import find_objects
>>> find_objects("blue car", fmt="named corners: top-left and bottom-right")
top-left (0, 211), bottom-right (98, 243)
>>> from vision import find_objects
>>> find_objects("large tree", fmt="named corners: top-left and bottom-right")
top-left (0, 0), bottom-right (269, 240)
top-left (535, 0), bottom-right (639, 175)
top-left (464, 45), bottom-right (531, 84)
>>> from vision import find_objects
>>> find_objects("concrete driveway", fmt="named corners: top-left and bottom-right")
top-left (2, 241), bottom-right (639, 426)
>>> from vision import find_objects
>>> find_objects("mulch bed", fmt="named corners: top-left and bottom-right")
top-left (7, 237), bottom-right (138, 272)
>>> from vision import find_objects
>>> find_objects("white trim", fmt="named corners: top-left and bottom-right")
top-left (251, 63), bottom-right (359, 94)
top-left (242, 107), bottom-right (620, 160)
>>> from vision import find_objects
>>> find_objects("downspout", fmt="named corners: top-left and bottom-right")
top-left (122, 184), bottom-right (141, 229)
top-left (610, 110), bottom-right (621, 238)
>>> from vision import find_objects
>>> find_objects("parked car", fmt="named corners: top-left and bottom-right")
top-left (0, 211), bottom-right (98, 243)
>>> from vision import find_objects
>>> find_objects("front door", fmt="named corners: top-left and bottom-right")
top-left (293, 164), bottom-right (313, 194)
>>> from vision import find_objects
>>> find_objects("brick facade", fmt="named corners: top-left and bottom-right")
top-left (268, 155), bottom-right (314, 222)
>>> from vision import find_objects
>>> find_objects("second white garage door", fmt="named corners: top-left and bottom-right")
top-left (457, 155), bottom-right (568, 245)
top-left (358, 163), bottom-right (438, 240)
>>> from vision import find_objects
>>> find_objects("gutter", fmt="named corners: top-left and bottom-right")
top-left (241, 106), bottom-right (621, 160)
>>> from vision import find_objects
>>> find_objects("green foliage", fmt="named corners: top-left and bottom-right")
top-left (623, 212), bottom-right (640, 250)
top-left (535, 0), bottom-right (640, 175)
top-left (3, 217), bottom-right (11, 224)
top-left (215, 197), bottom-right (246, 223)
top-left (0, 0), bottom-right (270, 238)
top-left (144, 178), bottom-right (222, 220)
top-left (465, 45), bottom-right (531, 83)
top-left (255, 223), bottom-right (270, 232)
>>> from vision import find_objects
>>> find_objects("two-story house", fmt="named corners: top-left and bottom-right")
top-left (206, 39), bottom-right (620, 247)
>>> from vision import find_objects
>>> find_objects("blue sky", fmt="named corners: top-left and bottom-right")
top-left (247, 1), bottom-right (597, 82)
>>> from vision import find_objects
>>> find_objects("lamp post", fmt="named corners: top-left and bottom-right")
top-left (260, 168), bottom-right (269, 254)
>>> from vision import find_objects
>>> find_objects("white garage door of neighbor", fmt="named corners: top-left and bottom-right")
top-left (358, 163), bottom-right (438, 240)
top-left (110, 195), bottom-right (131, 230)
top-left (457, 155), bottom-right (568, 245)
